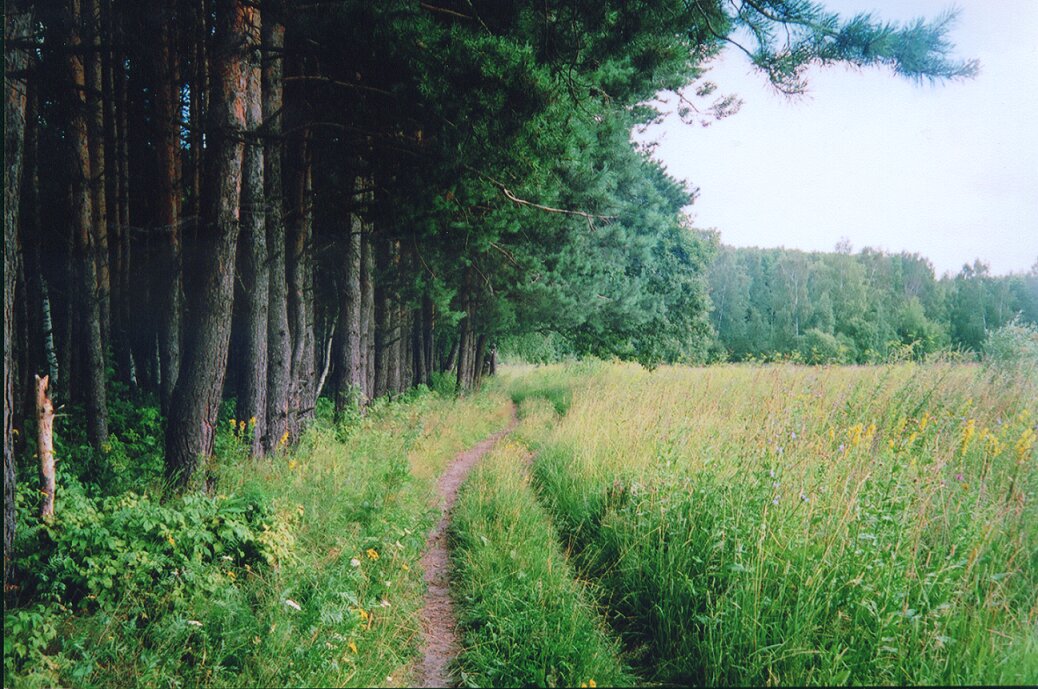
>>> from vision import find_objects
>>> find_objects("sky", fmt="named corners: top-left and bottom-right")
top-left (639, 0), bottom-right (1038, 278)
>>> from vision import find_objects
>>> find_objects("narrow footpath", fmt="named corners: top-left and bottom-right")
top-left (415, 405), bottom-right (518, 688)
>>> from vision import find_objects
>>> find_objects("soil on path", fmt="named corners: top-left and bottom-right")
top-left (415, 405), bottom-right (518, 688)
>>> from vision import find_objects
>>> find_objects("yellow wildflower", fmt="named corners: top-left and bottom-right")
top-left (229, 418), bottom-right (237, 430)
top-left (357, 608), bottom-right (369, 622)
top-left (167, 535), bottom-right (176, 547)
top-left (961, 419), bottom-right (976, 453)
top-left (366, 548), bottom-right (380, 561)
top-left (348, 640), bottom-right (358, 654)
top-left (239, 419), bottom-right (246, 432)
top-left (249, 416), bottom-right (257, 427)
top-left (401, 563), bottom-right (410, 571)
top-left (280, 430), bottom-right (290, 446)
top-left (288, 460), bottom-right (298, 470)
top-left (1015, 428), bottom-right (1035, 463)
top-left (919, 413), bottom-right (929, 431)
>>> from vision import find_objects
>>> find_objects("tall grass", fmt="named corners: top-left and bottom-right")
top-left (508, 362), bottom-right (1038, 685)
top-left (450, 400), bottom-right (633, 688)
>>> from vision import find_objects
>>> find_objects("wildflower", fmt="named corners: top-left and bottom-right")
top-left (187, 620), bottom-right (203, 627)
top-left (961, 419), bottom-right (976, 452)
top-left (350, 558), bottom-right (361, 568)
top-left (229, 418), bottom-right (237, 430)
top-left (253, 636), bottom-right (261, 645)
top-left (239, 419), bottom-right (246, 433)
top-left (226, 570), bottom-right (236, 581)
top-left (1015, 428), bottom-right (1035, 463)
top-left (769, 469), bottom-right (776, 478)
top-left (249, 416), bottom-right (256, 426)
top-left (800, 492), bottom-right (809, 502)
top-left (284, 599), bottom-right (302, 611)
top-left (956, 473), bottom-right (964, 482)
top-left (357, 608), bottom-right (369, 622)
top-left (348, 640), bottom-right (358, 654)
top-left (167, 535), bottom-right (176, 547)
top-left (380, 599), bottom-right (390, 608)
top-left (288, 460), bottom-right (298, 470)
top-left (366, 548), bottom-right (380, 561)
top-left (401, 563), bottom-right (410, 571)
top-left (838, 443), bottom-right (846, 454)
top-left (280, 430), bottom-right (290, 446)
top-left (772, 496), bottom-right (780, 506)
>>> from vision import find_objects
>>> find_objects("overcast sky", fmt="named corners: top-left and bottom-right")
top-left (639, 0), bottom-right (1038, 277)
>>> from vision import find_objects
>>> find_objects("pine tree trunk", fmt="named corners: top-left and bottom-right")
top-left (263, 17), bottom-right (290, 454)
top-left (374, 232), bottom-right (390, 399)
top-left (360, 219), bottom-right (375, 403)
top-left (235, 7), bottom-right (267, 456)
top-left (422, 291), bottom-right (434, 384)
top-left (85, 0), bottom-right (110, 351)
top-left (165, 0), bottom-right (250, 486)
top-left (151, 0), bottom-right (183, 413)
top-left (287, 134), bottom-right (316, 432)
top-left (65, 0), bottom-right (109, 449)
top-left (4, 0), bottom-right (33, 594)
top-left (334, 177), bottom-right (363, 416)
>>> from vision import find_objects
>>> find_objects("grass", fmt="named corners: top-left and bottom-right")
top-left (450, 397), bottom-right (633, 688)
top-left (5, 386), bottom-right (513, 689)
top-left (500, 361), bottom-right (1038, 686)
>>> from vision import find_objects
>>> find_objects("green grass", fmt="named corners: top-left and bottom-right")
top-left (450, 402), bottom-right (633, 688)
top-left (503, 361), bottom-right (1038, 686)
top-left (5, 386), bottom-right (513, 689)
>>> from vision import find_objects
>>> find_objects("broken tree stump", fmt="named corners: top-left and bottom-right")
top-left (35, 374), bottom-right (55, 520)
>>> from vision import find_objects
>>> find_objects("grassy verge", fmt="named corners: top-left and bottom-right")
top-left (5, 386), bottom-right (512, 689)
top-left (450, 399), bottom-right (633, 688)
top-left (510, 362), bottom-right (1038, 686)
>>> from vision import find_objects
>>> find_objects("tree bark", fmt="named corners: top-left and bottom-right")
top-left (4, 0), bottom-right (33, 594)
top-left (35, 376), bottom-right (55, 520)
top-left (86, 0), bottom-right (111, 351)
top-left (287, 134), bottom-right (316, 432)
top-left (65, 0), bottom-right (109, 449)
top-left (373, 232), bottom-right (390, 399)
top-left (334, 177), bottom-right (363, 416)
top-left (235, 6), bottom-right (267, 456)
top-left (164, 0), bottom-right (250, 486)
top-left (150, 0), bottom-right (183, 413)
top-left (263, 17), bottom-right (290, 453)
top-left (360, 215), bottom-right (375, 403)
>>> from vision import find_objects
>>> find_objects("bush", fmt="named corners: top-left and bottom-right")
top-left (983, 319), bottom-right (1038, 370)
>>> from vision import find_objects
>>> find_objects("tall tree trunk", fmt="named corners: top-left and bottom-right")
top-left (263, 17), bottom-right (290, 453)
top-left (455, 275), bottom-right (473, 393)
top-left (4, 0), bottom-right (33, 594)
top-left (35, 376), bottom-right (55, 520)
top-left (472, 334), bottom-right (488, 389)
top-left (165, 0), bottom-right (250, 486)
top-left (373, 232), bottom-right (389, 399)
top-left (150, 0), bottom-right (183, 413)
top-left (86, 0), bottom-right (110, 351)
top-left (235, 7), bottom-right (267, 457)
top-left (65, 0), bottom-right (109, 449)
top-left (360, 219), bottom-right (375, 403)
top-left (421, 291), bottom-right (434, 385)
top-left (287, 134), bottom-right (315, 432)
top-left (334, 177), bottom-right (363, 416)
top-left (104, 0), bottom-right (133, 389)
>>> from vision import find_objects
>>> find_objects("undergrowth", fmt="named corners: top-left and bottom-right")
top-left (5, 385), bottom-right (511, 688)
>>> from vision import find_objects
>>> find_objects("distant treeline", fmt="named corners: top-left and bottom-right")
top-left (707, 246), bottom-right (1038, 363)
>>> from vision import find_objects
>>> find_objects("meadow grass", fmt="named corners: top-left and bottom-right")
top-left (5, 387), bottom-right (512, 689)
top-left (502, 361), bottom-right (1038, 685)
top-left (450, 398), bottom-right (633, 688)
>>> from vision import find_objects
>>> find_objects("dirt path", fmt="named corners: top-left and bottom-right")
top-left (415, 405), bottom-right (518, 688)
